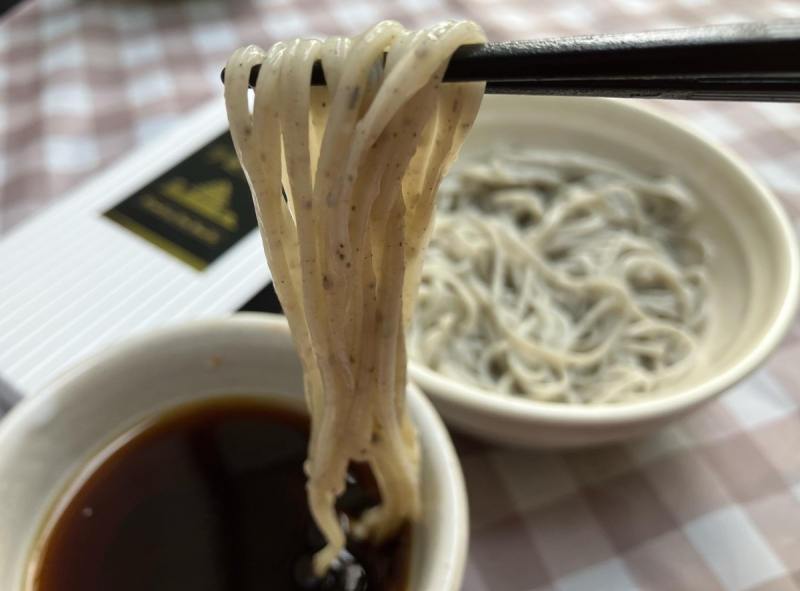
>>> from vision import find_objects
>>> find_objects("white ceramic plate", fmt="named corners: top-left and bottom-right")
top-left (0, 315), bottom-right (468, 591)
top-left (409, 95), bottom-right (799, 448)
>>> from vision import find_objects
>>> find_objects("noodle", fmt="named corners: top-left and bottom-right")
top-left (409, 148), bottom-right (710, 405)
top-left (224, 21), bottom-right (486, 575)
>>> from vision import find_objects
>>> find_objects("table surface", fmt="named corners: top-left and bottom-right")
top-left (2, 1), bottom-right (800, 590)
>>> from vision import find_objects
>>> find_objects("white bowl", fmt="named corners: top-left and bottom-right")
top-left (0, 314), bottom-right (468, 591)
top-left (409, 95), bottom-right (800, 449)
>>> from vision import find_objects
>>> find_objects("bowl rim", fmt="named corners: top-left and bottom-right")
top-left (409, 97), bottom-right (800, 426)
top-left (0, 313), bottom-right (469, 591)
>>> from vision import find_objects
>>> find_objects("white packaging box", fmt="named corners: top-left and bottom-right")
top-left (0, 101), bottom-right (273, 405)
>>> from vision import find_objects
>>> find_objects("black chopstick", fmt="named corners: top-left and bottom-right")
top-left (221, 21), bottom-right (800, 103)
top-left (484, 78), bottom-right (800, 102)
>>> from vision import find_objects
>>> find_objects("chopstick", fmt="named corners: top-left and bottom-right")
top-left (221, 21), bottom-right (800, 103)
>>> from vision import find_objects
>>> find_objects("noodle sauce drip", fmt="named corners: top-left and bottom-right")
top-left (31, 398), bottom-right (411, 591)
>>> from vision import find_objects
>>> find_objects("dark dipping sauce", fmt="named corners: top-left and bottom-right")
top-left (32, 397), bottom-right (411, 591)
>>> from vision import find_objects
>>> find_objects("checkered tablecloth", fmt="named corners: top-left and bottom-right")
top-left (2, 0), bottom-right (800, 590)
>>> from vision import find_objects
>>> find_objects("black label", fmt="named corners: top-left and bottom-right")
top-left (240, 281), bottom-right (283, 314)
top-left (104, 133), bottom-right (256, 271)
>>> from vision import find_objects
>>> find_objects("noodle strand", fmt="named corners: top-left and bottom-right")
top-left (225, 21), bottom-right (486, 575)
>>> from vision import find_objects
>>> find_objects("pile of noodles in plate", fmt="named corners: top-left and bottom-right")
top-left (409, 147), bottom-right (710, 405)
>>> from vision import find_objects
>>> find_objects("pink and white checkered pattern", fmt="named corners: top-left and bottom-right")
top-left (458, 367), bottom-right (800, 591)
top-left (2, 0), bottom-right (800, 590)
